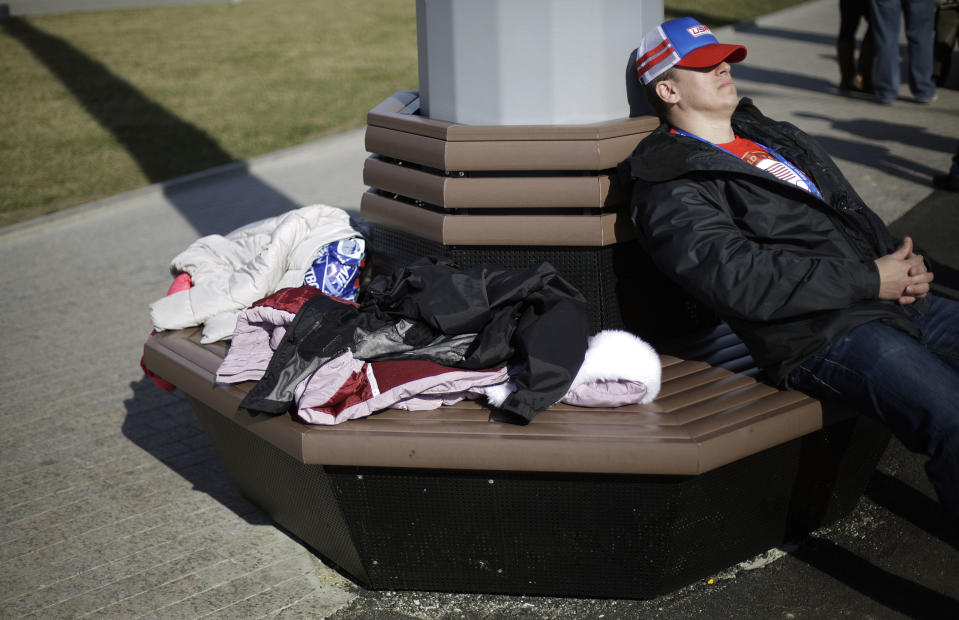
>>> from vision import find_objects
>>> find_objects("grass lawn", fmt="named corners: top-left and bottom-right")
top-left (0, 0), bottom-right (808, 228)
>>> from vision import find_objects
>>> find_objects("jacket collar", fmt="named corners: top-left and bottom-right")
top-left (625, 98), bottom-right (804, 184)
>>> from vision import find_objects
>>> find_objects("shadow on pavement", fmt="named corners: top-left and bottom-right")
top-left (812, 134), bottom-right (944, 186)
top-left (663, 8), bottom-right (742, 27)
top-left (1, 17), bottom-right (300, 235)
top-left (865, 471), bottom-right (959, 550)
top-left (889, 188), bottom-right (959, 299)
top-left (732, 21), bottom-right (837, 47)
top-left (121, 375), bottom-right (271, 525)
top-left (733, 63), bottom-right (835, 94)
top-left (796, 113), bottom-right (959, 155)
top-left (789, 536), bottom-right (959, 617)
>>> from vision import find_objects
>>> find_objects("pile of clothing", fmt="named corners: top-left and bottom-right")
top-left (150, 204), bottom-right (365, 343)
top-left (148, 205), bottom-right (662, 425)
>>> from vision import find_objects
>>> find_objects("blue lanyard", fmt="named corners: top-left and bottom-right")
top-left (673, 128), bottom-right (823, 200)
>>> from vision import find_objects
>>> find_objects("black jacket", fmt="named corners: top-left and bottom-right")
top-left (241, 257), bottom-right (590, 424)
top-left (623, 98), bottom-right (926, 385)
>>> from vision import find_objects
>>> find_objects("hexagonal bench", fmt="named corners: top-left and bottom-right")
top-left (142, 323), bottom-right (888, 599)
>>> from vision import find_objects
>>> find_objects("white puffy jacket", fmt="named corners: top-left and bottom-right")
top-left (149, 204), bottom-right (360, 343)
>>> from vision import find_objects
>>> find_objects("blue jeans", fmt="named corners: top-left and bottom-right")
top-left (870, 0), bottom-right (937, 102)
top-left (790, 295), bottom-right (959, 525)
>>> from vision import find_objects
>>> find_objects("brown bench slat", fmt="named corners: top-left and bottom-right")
top-left (329, 417), bottom-right (692, 440)
top-left (696, 397), bottom-right (823, 472)
top-left (365, 90), bottom-right (660, 143)
top-left (684, 389), bottom-right (818, 439)
top-left (361, 191), bottom-right (632, 246)
top-left (143, 327), bottom-right (824, 475)
top-left (651, 382), bottom-right (782, 424)
top-left (363, 157), bottom-right (616, 210)
top-left (656, 365), bottom-right (748, 399)
top-left (365, 125), bottom-right (642, 172)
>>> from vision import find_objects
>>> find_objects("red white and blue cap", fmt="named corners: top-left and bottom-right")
top-left (635, 17), bottom-right (747, 85)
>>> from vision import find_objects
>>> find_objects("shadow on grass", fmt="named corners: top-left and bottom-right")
top-left (2, 17), bottom-right (300, 235)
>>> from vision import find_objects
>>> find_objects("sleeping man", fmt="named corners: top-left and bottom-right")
top-left (622, 17), bottom-right (959, 527)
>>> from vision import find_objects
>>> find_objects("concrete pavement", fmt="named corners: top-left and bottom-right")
top-left (1, 0), bottom-right (958, 617)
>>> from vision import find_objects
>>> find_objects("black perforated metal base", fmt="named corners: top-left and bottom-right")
top-left (188, 396), bottom-right (890, 599)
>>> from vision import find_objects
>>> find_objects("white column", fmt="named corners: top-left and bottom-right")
top-left (416, 0), bottom-right (664, 125)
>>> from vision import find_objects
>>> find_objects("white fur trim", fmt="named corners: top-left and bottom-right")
top-left (483, 382), bottom-right (516, 408)
top-left (568, 329), bottom-right (661, 403)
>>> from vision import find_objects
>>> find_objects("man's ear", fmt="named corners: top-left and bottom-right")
top-left (655, 79), bottom-right (679, 105)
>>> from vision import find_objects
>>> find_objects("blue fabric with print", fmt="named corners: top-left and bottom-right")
top-left (303, 238), bottom-right (365, 301)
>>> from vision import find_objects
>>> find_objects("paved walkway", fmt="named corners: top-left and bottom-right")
top-left (1, 0), bottom-right (958, 618)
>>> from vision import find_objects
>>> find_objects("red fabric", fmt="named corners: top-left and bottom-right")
top-left (144, 283), bottom-right (356, 392)
top-left (250, 285), bottom-right (356, 314)
top-left (636, 39), bottom-right (674, 77)
top-left (370, 359), bottom-right (457, 392)
top-left (142, 272), bottom-right (195, 392)
top-left (167, 272), bottom-right (193, 295)
top-left (675, 43), bottom-right (746, 69)
top-left (716, 135), bottom-right (772, 166)
top-left (311, 367), bottom-right (374, 416)
top-left (370, 359), bottom-right (499, 393)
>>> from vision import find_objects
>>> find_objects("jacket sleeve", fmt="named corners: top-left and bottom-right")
top-left (632, 179), bottom-right (880, 323)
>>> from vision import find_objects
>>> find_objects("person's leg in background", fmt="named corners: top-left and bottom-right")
top-left (933, 0), bottom-right (959, 86)
top-left (838, 0), bottom-right (863, 90)
top-left (870, 0), bottom-right (904, 102)
top-left (859, 23), bottom-right (876, 91)
top-left (903, 0), bottom-right (938, 101)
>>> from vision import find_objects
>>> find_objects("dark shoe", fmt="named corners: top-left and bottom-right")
top-left (933, 174), bottom-right (959, 192)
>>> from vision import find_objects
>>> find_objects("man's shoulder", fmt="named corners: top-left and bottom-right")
top-left (621, 124), bottom-right (687, 182)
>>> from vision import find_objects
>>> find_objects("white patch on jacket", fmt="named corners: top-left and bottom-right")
top-left (565, 329), bottom-right (661, 405)
top-left (485, 329), bottom-right (661, 409)
top-left (483, 382), bottom-right (517, 408)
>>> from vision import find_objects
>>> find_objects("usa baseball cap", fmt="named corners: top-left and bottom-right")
top-left (635, 17), bottom-right (747, 85)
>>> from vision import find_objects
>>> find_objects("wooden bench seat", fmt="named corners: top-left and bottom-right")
top-left (143, 328), bottom-right (821, 475)
top-left (142, 325), bottom-right (889, 599)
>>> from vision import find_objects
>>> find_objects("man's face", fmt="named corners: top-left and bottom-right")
top-left (661, 61), bottom-right (739, 117)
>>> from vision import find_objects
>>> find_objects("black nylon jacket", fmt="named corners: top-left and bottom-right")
top-left (623, 98), bottom-right (927, 386)
top-left (241, 257), bottom-right (590, 424)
